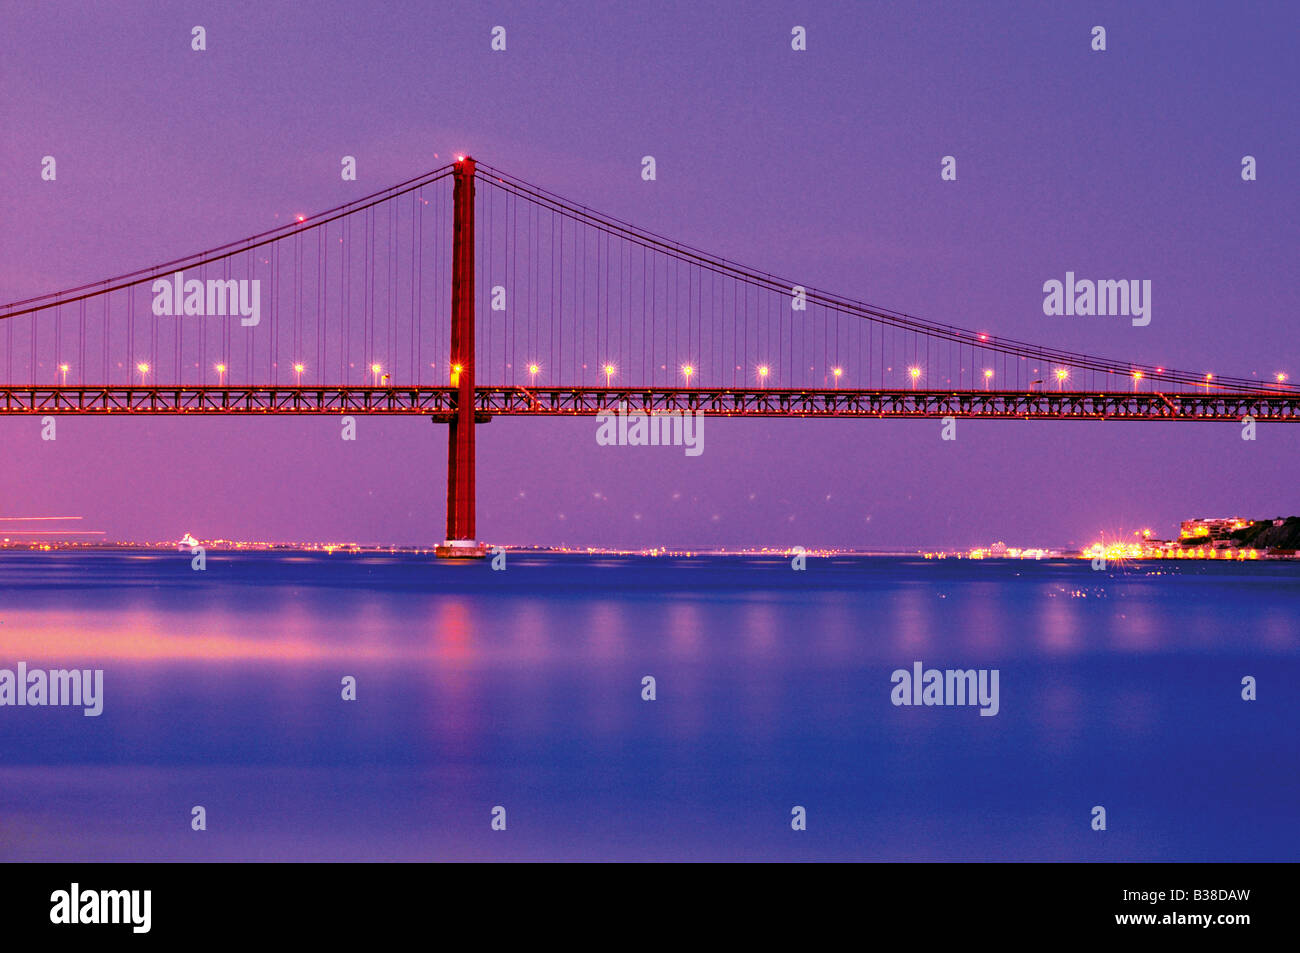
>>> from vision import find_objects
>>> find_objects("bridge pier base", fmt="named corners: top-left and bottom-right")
top-left (434, 538), bottom-right (490, 559)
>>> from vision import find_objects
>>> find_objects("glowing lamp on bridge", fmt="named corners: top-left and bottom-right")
top-left (603, 363), bottom-right (616, 386)
top-left (215, 363), bottom-right (227, 385)
top-left (681, 363), bottom-right (695, 384)
top-left (528, 363), bottom-right (540, 384)
top-left (758, 365), bottom-right (770, 385)
top-left (908, 366), bottom-right (921, 389)
top-left (293, 362), bottom-right (305, 384)
top-left (1278, 372), bottom-right (1289, 384)
top-left (1054, 367), bottom-right (1069, 390)
top-left (59, 363), bottom-right (69, 385)
top-left (1203, 372), bottom-right (1214, 393)
top-left (450, 363), bottom-right (463, 386)
top-left (1132, 369), bottom-right (1143, 391)
top-left (983, 369), bottom-right (993, 390)
top-left (832, 367), bottom-right (843, 388)
top-left (136, 362), bottom-right (150, 384)
top-left (370, 363), bottom-right (383, 385)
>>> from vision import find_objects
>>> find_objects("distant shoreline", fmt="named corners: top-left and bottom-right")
top-left (1, 541), bottom-right (1297, 560)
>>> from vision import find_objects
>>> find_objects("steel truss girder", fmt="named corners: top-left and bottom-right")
top-left (0, 386), bottom-right (1297, 421)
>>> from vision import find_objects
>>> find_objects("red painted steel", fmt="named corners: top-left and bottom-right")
top-left (446, 157), bottom-right (477, 543)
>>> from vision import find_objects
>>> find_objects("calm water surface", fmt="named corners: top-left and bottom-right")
top-left (1, 552), bottom-right (1296, 861)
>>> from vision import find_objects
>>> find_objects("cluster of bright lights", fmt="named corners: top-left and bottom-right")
top-left (1084, 541), bottom-right (1145, 562)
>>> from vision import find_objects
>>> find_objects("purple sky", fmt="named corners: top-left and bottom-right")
top-left (2, 0), bottom-right (1297, 549)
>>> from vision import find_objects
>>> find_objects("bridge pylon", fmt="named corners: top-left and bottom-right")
top-left (436, 155), bottom-right (488, 559)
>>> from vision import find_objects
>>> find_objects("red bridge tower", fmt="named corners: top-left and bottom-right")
top-left (436, 156), bottom-right (488, 558)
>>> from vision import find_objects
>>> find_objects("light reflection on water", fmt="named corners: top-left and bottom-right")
top-left (0, 552), bottom-right (1297, 861)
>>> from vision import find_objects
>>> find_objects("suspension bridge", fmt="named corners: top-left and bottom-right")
top-left (2, 157), bottom-right (1296, 554)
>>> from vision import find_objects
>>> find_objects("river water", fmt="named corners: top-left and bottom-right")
top-left (0, 551), bottom-right (1295, 860)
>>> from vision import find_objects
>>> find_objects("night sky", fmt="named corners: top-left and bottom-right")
top-left (2, 0), bottom-right (1297, 549)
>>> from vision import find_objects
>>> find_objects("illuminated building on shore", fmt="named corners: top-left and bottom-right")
top-left (1179, 518), bottom-right (1249, 541)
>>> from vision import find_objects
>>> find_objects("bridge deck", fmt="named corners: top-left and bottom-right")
top-left (1, 386), bottom-right (1296, 421)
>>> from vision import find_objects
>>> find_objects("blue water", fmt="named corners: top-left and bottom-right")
top-left (0, 551), bottom-right (1296, 861)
